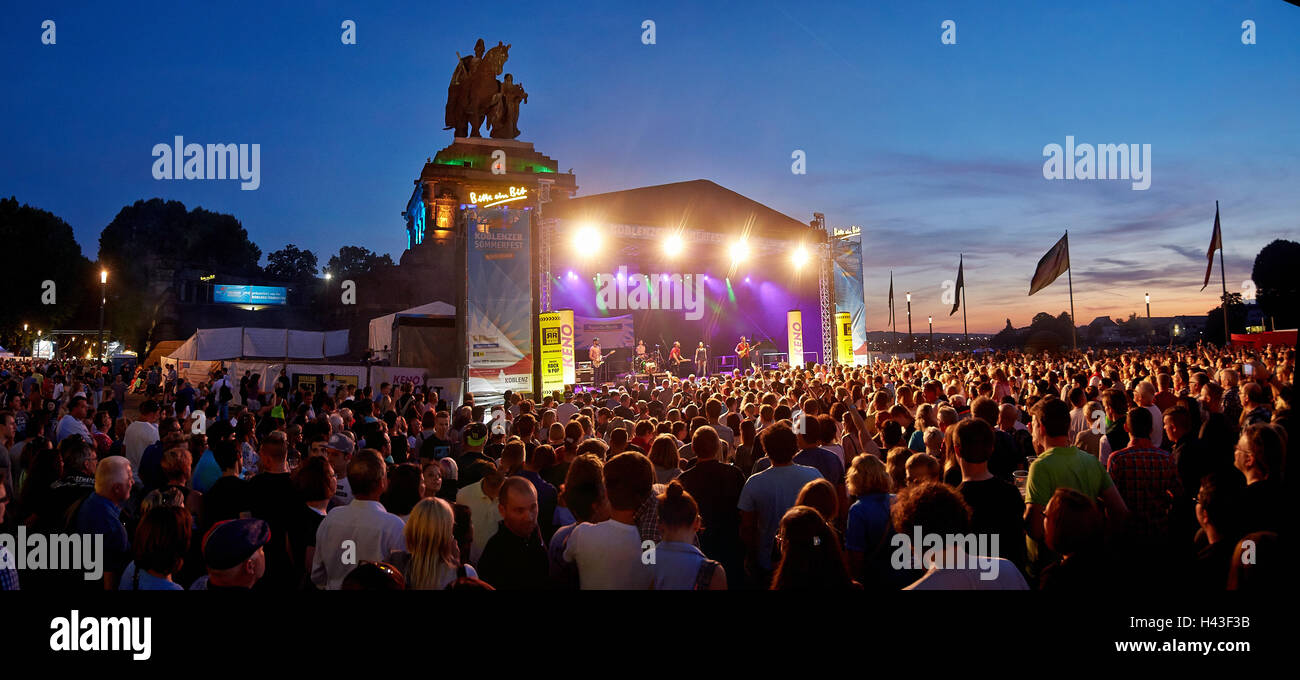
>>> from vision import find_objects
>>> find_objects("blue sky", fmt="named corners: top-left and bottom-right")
top-left (2, 0), bottom-right (1297, 332)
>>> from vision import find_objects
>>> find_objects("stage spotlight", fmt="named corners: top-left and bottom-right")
top-left (664, 234), bottom-right (683, 257)
top-left (574, 224), bottom-right (601, 255)
top-left (792, 245), bottom-right (810, 268)
top-left (729, 240), bottom-right (748, 264)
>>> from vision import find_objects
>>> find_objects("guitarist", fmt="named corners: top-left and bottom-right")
top-left (735, 336), bottom-right (761, 373)
top-left (589, 338), bottom-right (607, 384)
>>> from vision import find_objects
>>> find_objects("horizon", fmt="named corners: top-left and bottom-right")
top-left (3, 1), bottom-right (1298, 334)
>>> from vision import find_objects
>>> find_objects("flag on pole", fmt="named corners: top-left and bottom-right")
top-left (950, 255), bottom-right (964, 316)
top-left (1028, 233), bottom-right (1070, 296)
top-left (888, 271), bottom-right (895, 325)
top-left (1201, 203), bottom-right (1222, 291)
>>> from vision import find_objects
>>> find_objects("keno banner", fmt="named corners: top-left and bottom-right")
top-left (539, 311), bottom-right (565, 396)
top-left (835, 311), bottom-right (853, 365)
top-left (787, 310), bottom-right (805, 368)
top-left (370, 366), bottom-right (427, 389)
top-left (465, 205), bottom-right (533, 401)
top-left (558, 309), bottom-right (575, 386)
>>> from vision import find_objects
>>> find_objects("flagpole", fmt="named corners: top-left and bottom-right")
top-left (1066, 230), bottom-right (1077, 351)
top-left (1217, 200), bottom-right (1230, 347)
top-left (890, 270), bottom-right (896, 352)
top-left (961, 254), bottom-right (968, 347)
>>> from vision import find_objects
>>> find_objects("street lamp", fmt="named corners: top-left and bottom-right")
top-left (1145, 292), bottom-right (1152, 340)
top-left (906, 292), bottom-right (913, 351)
top-left (928, 315), bottom-right (933, 349)
top-left (98, 269), bottom-right (107, 364)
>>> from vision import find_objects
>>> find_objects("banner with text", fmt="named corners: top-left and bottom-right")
top-left (539, 311), bottom-right (565, 396)
top-left (466, 205), bottom-right (534, 401)
top-left (835, 311), bottom-right (853, 364)
top-left (558, 309), bottom-right (575, 385)
top-left (787, 310), bottom-right (805, 368)
top-left (574, 313), bottom-right (635, 352)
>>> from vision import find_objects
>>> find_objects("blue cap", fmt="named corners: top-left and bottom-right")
top-left (202, 519), bottom-right (271, 570)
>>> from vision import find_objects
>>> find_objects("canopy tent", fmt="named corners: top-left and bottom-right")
top-left (168, 327), bottom-right (350, 361)
top-left (368, 301), bottom-right (456, 356)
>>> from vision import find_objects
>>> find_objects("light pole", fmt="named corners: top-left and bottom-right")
top-left (98, 269), bottom-right (107, 364)
top-left (928, 315), bottom-right (933, 350)
top-left (906, 292), bottom-right (913, 351)
top-left (1145, 292), bottom-right (1151, 342)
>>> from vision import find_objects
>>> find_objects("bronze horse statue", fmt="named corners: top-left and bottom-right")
top-left (445, 41), bottom-right (510, 138)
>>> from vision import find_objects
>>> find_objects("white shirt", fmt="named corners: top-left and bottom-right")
top-left (555, 403), bottom-right (580, 424)
top-left (123, 420), bottom-right (159, 478)
top-left (311, 499), bottom-right (406, 590)
top-left (562, 519), bottom-right (654, 590)
top-left (1144, 404), bottom-right (1163, 449)
top-left (456, 480), bottom-right (500, 565)
top-left (56, 414), bottom-right (91, 444)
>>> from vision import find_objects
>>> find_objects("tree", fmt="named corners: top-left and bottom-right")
top-left (98, 198), bottom-right (263, 353)
top-left (0, 197), bottom-right (92, 350)
top-left (1252, 239), bottom-right (1299, 331)
top-left (325, 246), bottom-right (395, 278)
top-left (1206, 292), bottom-right (1246, 347)
top-left (264, 244), bottom-right (319, 282)
top-left (991, 318), bottom-right (1020, 349)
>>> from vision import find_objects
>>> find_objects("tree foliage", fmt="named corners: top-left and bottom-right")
top-left (1252, 239), bottom-right (1299, 330)
top-left (0, 197), bottom-right (92, 348)
top-left (265, 244), bottom-right (319, 282)
top-left (326, 245), bottom-right (394, 278)
top-left (98, 198), bottom-right (262, 352)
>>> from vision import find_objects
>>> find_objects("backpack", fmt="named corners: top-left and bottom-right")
top-left (693, 558), bottom-right (722, 590)
top-left (219, 381), bottom-right (232, 403)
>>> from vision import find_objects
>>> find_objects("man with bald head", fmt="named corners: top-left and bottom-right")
top-left (73, 456), bottom-right (134, 589)
top-left (476, 476), bottom-right (548, 589)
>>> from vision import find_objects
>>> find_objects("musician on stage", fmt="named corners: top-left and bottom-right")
top-left (735, 336), bottom-right (758, 372)
top-left (668, 341), bottom-right (685, 378)
top-left (694, 341), bottom-right (708, 377)
top-left (589, 338), bottom-right (605, 383)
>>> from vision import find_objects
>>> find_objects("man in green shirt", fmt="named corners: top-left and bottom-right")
top-left (1023, 396), bottom-right (1128, 575)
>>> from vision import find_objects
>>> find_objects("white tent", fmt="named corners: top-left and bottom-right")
top-left (168, 327), bottom-right (350, 361)
top-left (368, 301), bottom-right (456, 355)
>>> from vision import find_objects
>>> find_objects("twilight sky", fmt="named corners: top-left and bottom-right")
top-left (2, 0), bottom-right (1297, 333)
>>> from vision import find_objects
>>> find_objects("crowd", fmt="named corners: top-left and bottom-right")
top-left (0, 342), bottom-right (1291, 591)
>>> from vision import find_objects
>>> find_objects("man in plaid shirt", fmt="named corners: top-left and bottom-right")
top-left (0, 472), bottom-right (16, 590)
top-left (1106, 407), bottom-right (1181, 550)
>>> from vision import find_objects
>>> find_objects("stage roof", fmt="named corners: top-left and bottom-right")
top-left (547, 180), bottom-right (818, 240)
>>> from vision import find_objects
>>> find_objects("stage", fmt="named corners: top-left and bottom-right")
top-left (539, 180), bottom-right (832, 386)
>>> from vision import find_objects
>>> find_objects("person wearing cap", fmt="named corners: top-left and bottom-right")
top-left (311, 449), bottom-right (407, 590)
top-left (556, 393), bottom-right (580, 425)
top-left (326, 432), bottom-right (356, 508)
top-left (190, 518), bottom-right (270, 590)
top-left (456, 422), bottom-right (495, 489)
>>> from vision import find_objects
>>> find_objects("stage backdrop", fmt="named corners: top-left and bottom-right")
top-left (551, 252), bottom-right (823, 369)
top-left (466, 205), bottom-right (533, 401)
top-left (833, 231), bottom-right (868, 361)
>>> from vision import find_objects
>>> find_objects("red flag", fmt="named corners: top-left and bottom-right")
top-left (1202, 203), bottom-right (1222, 291)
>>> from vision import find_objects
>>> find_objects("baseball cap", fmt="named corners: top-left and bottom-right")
top-left (464, 422), bottom-right (488, 447)
top-left (327, 432), bottom-right (355, 454)
top-left (202, 519), bottom-right (271, 570)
